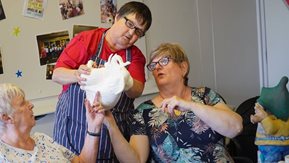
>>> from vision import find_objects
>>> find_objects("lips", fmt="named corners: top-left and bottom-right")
top-left (157, 72), bottom-right (165, 77)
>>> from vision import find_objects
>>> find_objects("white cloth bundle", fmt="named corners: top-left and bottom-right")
top-left (80, 54), bottom-right (131, 110)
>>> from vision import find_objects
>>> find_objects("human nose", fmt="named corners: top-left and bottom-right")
top-left (28, 102), bottom-right (34, 110)
top-left (154, 62), bottom-right (162, 70)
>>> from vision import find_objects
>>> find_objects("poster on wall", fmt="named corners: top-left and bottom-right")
top-left (0, 48), bottom-right (3, 74)
top-left (22, 0), bottom-right (47, 19)
top-left (0, 0), bottom-right (6, 21)
top-left (59, 0), bottom-right (84, 20)
top-left (36, 31), bottom-right (70, 66)
top-left (100, 0), bottom-right (117, 23)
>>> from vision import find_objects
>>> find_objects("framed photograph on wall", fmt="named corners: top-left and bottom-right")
top-left (100, 0), bottom-right (117, 23)
top-left (59, 0), bottom-right (84, 20)
top-left (36, 31), bottom-right (70, 66)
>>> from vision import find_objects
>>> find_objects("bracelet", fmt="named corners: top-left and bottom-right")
top-left (87, 130), bottom-right (101, 137)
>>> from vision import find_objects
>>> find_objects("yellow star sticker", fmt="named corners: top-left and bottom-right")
top-left (12, 26), bottom-right (21, 36)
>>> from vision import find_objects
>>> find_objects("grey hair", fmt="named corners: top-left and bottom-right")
top-left (0, 83), bottom-right (25, 133)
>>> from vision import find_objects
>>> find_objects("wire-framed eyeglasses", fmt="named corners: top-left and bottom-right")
top-left (147, 56), bottom-right (171, 71)
top-left (123, 16), bottom-right (145, 37)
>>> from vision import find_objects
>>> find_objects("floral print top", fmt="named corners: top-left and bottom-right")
top-left (131, 87), bottom-right (234, 163)
top-left (0, 132), bottom-right (75, 162)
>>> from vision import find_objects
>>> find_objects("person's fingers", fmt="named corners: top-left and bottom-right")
top-left (93, 91), bottom-right (101, 103)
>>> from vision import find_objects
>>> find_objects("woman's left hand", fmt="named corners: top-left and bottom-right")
top-left (160, 96), bottom-right (190, 116)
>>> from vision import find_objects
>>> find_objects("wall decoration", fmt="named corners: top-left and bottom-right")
top-left (0, 0), bottom-right (6, 21)
top-left (100, 0), bottom-right (117, 23)
top-left (12, 26), bottom-right (21, 36)
top-left (36, 31), bottom-right (69, 66)
top-left (15, 70), bottom-right (23, 78)
top-left (59, 0), bottom-right (84, 20)
top-left (23, 0), bottom-right (47, 20)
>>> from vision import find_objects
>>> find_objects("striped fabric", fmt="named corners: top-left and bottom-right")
top-left (53, 31), bottom-right (133, 163)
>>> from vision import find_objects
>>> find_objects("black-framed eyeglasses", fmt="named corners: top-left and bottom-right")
top-left (123, 16), bottom-right (145, 37)
top-left (147, 56), bottom-right (171, 71)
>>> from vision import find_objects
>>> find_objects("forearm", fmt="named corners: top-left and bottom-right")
top-left (191, 102), bottom-right (243, 138)
top-left (77, 134), bottom-right (99, 163)
top-left (125, 79), bottom-right (144, 98)
top-left (108, 123), bottom-right (142, 163)
top-left (52, 67), bottom-right (78, 85)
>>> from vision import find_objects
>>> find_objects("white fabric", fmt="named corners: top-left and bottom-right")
top-left (0, 132), bottom-right (75, 162)
top-left (80, 54), bottom-right (131, 109)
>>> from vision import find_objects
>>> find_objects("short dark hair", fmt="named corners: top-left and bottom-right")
top-left (117, 1), bottom-right (152, 32)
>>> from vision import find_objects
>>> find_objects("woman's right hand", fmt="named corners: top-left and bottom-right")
top-left (75, 64), bottom-right (91, 85)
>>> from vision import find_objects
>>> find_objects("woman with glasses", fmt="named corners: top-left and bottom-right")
top-left (104, 43), bottom-right (243, 162)
top-left (52, 1), bottom-right (152, 162)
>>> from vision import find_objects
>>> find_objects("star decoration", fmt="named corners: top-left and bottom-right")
top-left (12, 26), bottom-right (21, 37)
top-left (16, 70), bottom-right (23, 78)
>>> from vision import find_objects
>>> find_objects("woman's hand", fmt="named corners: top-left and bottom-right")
top-left (76, 63), bottom-right (105, 85)
top-left (160, 96), bottom-right (191, 116)
top-left (85, 91), bottom-right (105, 132)
top-left (250, 103), bottom-right (268, 124)
top-left (75, 64), bottom-right (92, 85)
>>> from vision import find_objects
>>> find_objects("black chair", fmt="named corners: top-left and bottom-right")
top-left (227, 96), bottom-right (259, 163)
top-left (233, 156), bottom-right (254, 163)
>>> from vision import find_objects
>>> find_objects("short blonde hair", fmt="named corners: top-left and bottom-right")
top-left (148, 43), bottom-right (190, 85)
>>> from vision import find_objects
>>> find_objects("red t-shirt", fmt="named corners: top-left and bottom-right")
top-left (55, 28), bottom-right (146, 92)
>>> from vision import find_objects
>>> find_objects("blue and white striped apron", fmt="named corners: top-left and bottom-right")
top-left (53, 31), bottom-right (134, 163)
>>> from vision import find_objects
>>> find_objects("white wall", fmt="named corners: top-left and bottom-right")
top-left (259, 0), bottom-right (289, 88)
top-left (210, 0), bottom-right (260, 106)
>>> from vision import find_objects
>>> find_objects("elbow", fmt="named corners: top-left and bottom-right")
top-left (231, 122), bottom-right (243, 138)
top-left (228, 116), bottom-right (243, 138)
top-left (51, 73), bottom-right (57, 83)
top-left (51, 68), bottom-right (63, 84)
top-left (52, 73), bottom-right (61, 84)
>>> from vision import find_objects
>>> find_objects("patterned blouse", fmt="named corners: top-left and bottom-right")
top-left (131, 87), bottom-right (234, 163)
top-left (0, 132), bottom-right (75, 162)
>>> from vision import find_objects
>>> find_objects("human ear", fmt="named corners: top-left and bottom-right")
top-left (0, 113), bottom-right (11, 123)
top-left (114, 14), bottom-right (120, 23)
top-left (180, 62), bottom-right (188, 77)
top-left (0, 113), bottom-right (13, 124)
